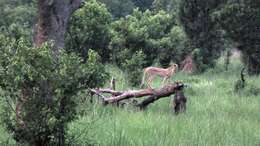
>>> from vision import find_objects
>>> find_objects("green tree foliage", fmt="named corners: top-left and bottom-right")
top-left (152, 0), bottom-right (179, 14)
top-left (0, 36), bottom-right (108, 145)
top-left (0, 0), bottom-right (36, 41)
top-left (123, 51), bottom-right (146, 86)
top-left (132, 0), bottom-right (154, 11)
top-left (98, 0), bottom-right (135, 18)
top-left (158, 26), bottom-right (189, 67)
top-left (179, 0), bottom-right (225, 72)
top-left (214, 0), bottom-right (260, 74)
top-left (66, 0), bottom-right (112, 62)
top-left (110, 9), bottom-right (189, 68)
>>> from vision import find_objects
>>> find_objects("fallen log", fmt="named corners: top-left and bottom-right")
top-left (135, 95), bottom-right (160, 110)
top-left (90, 88), bottom-right (123, 96)
top-left (90, 82), bottom-right (185, 108)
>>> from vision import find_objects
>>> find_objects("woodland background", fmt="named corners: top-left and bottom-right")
top-left (0, 0), bottom-right (259, 145)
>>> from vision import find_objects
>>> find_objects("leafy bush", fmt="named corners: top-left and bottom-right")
top-left (191, 48), bottom-right (210, 72)
top-left (158, 26), bottom-right (189, 67)
top-left (123, 51), bottom-right (146, 87)
top-left (0, 36), bottom-right (108, 145)
top-left (66, 0), bottom-right (112, 62)
top-left (98, 0), bottom-right (135, 18)
top-left (110, 9), bottom-right (188, 67)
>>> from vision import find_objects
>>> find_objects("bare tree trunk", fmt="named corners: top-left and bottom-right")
top-left (35, 0), bottom-right (83, 54)
top-left (225, 49), bottom-right (231, 71)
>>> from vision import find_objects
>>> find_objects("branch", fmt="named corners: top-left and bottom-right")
top-left (91, 82), bottom-right (185, 106)
top-left (90, 88), bottom-right (123, 97)
top-left (89, 89), bottom-right (107, 99)
top-left (105, 83), bottom-right (184, 103)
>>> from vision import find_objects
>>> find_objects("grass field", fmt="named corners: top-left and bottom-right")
top-left (1, 58), bottom-right (260, 146)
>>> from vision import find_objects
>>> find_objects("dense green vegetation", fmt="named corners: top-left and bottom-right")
top-left (1, 57), bottom-right (260, 145)
top-left (0, 0), bottom-right (259, 145)
top-left (0, 37), bottom-right (108, 145)
top-left (62, 58), bottom-right (260, 146)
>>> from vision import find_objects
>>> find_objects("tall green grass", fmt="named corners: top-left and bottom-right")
top-left (68, 58), bottom-right (260, 146)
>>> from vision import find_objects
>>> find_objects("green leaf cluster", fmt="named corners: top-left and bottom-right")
top-left (0, 0), bottom-right (36, 41)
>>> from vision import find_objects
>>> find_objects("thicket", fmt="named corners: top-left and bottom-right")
top-left (0, 35), bottom-right (108, 145)
top-left (66, 0), bottom-right (112, 63)
top-left (109, 9), bottom-right (189, 68)
top-left (65, 1), bottom-right (190, 85)
top-left (214, 0), bottom-right (260, 74)
top-left (122, 51), bottom-right (146, 86)
top-left (179, 0), bottom-right (226, 72)
top-left (1, 0), bottom-right (259, 76)
top-left (0, 0), bottom-right (36, 41)
top-left (179, 0), bottom-right (260, 74)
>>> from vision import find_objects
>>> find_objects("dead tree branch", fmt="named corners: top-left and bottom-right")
top-left (90, 82), bottom-right (185, 109)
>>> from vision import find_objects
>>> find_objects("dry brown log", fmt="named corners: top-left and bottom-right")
top-left (90, 88), bottom-right (123, 96)
top-left (90, 82), bottom-right (185, 107)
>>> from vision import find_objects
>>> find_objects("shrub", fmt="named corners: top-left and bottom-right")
top-left (0, 36), bottom-right (108, 146)
top-left (123, 51), bottom-right (146, 87)
top-left (110, 9), bottom-right (188, 67)
top-left (66, 0), bottom-right (112, 62)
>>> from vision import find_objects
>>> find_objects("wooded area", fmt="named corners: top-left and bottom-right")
top-left (0, 0), bottom-right (259, 145)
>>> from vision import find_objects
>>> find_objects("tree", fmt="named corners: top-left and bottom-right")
top-left (0, 36), bottom-right (108, 145)
top-left (152, 0), bottom-right (169, 12)
top-left (66, 0), bottom-right (112, 62)
top-left (215, 0), bottom-right (260, 74)
top-left (123, 51), bottom-right (146, 86)
top-left (158, 26), bottom-right (189, 67)
top-left (0, 0), bottom-right (36, 41)
top-left (131, 0), bottom-right (154, 11)
top-left (179, 0), bottom-right (225, 72)
top-left (35, 0), bottom-right (83, 55)
top-left (0, 0), bottom-right (109, 145)
top-left (110, 9), bottom-right (188, 68)
top-left (152, 0), bottom-right (179, 13)
top-left (98, 0), bottom-right (135, 18)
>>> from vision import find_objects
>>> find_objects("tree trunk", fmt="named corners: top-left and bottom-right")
top-left (58, 97), bottom-right (66, 146)
top-left (35, 0), bottom-right (83, 55)
top-left (248, 55), bottom-right (260, 75)
top-left (30, 1), bottom-right (83, 145)
top-left (225, 49), bottom-right (231, 71)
